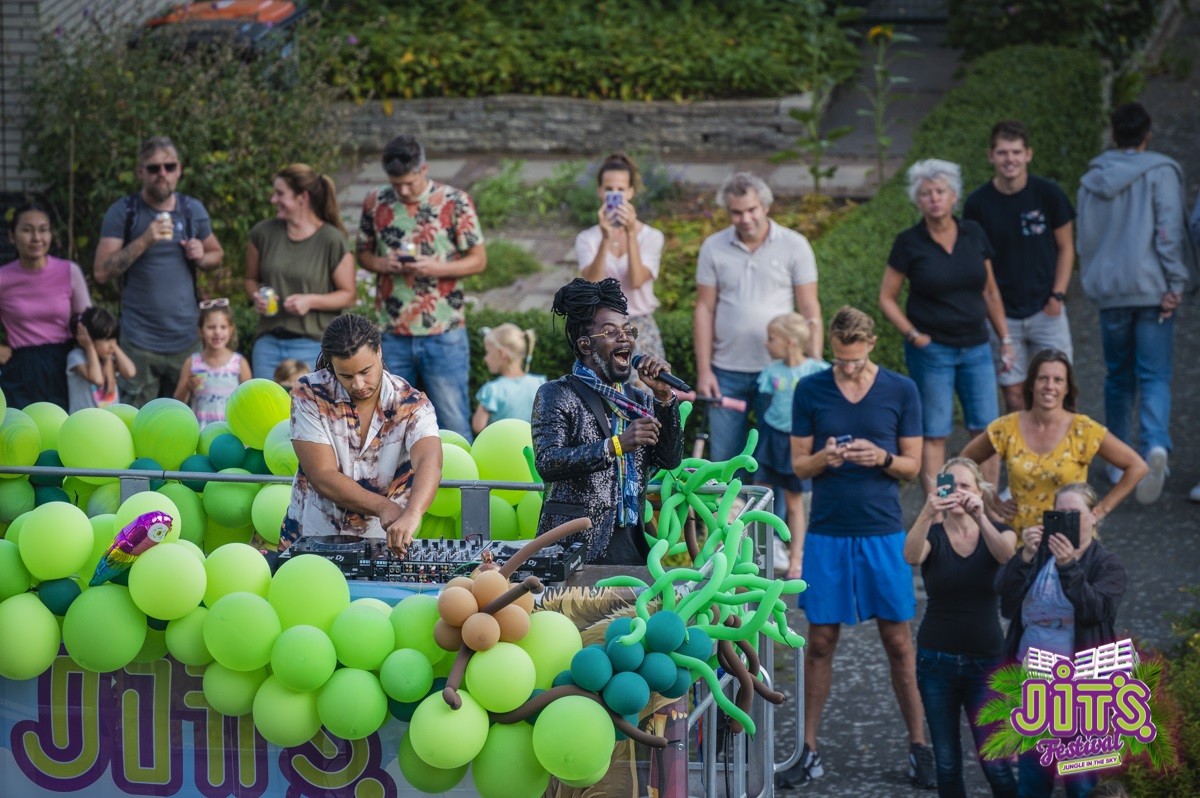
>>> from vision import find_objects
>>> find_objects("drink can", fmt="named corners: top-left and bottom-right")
top-left (258, 286), bottom-right (279, 317)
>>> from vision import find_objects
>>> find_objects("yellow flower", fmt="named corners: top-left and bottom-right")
top-left (400, 51), bottom-right (415, 65)
top-left (867, 25), bottom-right (894, 45)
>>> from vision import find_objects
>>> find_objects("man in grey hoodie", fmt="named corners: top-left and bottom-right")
top-left (1077, 102), bottom-right (1198, 505)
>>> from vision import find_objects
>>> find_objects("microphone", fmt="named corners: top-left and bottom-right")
top-left (632, 354), bottom-right (692, 393)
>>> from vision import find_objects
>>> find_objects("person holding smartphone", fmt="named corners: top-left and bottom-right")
top-left (994, 482), bottom-right (1126, 798)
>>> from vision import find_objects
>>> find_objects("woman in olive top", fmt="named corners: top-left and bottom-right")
top-left (245, 163), bottom-right (357, 378)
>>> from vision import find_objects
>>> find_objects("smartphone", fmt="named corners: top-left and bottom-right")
top-left (1041, 510), bottom-right (1081, 550)
top-left (833, 435), bottom-right (853, 448)
top-left (397, 255), bottom-right (417, 264)
top-left (935, 473), bottom-right (956, 498)
top-left (604, 190), bottom-right (624, 225)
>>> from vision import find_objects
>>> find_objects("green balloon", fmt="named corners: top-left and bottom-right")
top-left (350, 597), bottom-right (392, 614)
top-left (516, 492), bottom-right (542, 540)
top-left (115, 491), bottom-right (183, 545)
top-left (83, 515), bottom-right (116, 587)
top-left (19, 502), bottom-right (94, 580)
top-left (165, 606), bottom-right (213, 666)
top-left (62, 476), bottom-right (97, 509)
top-left (128, 457), bottom-right (166, 491)
top-left (268, 554), bottom-right (349, 632)
top-left (398, 730), bottom-right (469, 794)
top-left (3, 511), bottom-right (31, 545)
top-left (203, 518), bottom-right (253, 554)
top-left (197, 422), bottom-right (232, 455)
top-left (263, 419), bottom-right (298, 477)
top-left (178, 454), bottom-right (215, 493)
top-left (379, 648), bottom-right (435, 703)
top-left (0, 386), bottom-right (5, 421)
top-left (128, 542), bottom-right (207, 620)
top-left (202, 469), bottom-right (260, 529)
top-left (203, 591), bottom-right (280, 672)
top-left (226, 379), bottom-right (291, 450)
top-left (389, 595), bottom-right (445, 664)
top-left (132, 398), bottom-right (200, 471)
top-left (0, 539), bottom-right (33, 601)
top-left (208, 434), bottom-right (247, 472)
top-left (105, 403), bottom-right (139, 432)
top-left (489, 494), bottom-right (520, 541)
top-left (557, 760), bottom-right (612, 789)
top-left (241, 448), bottom-right (270, 476)
top-left (472, 721), bottom-right (550, 798)
top-left (428, 443), bottom-right (478, 518)
top-left (203, 663), bottom-right (267, 716)
top-left (0, 592), bottom-right (62, 680)
top-left (203, 542), bottom-right (271, 605)
top-left (0, 409), bottom-right (41, 476)
top-left (174, 539), bottom-right (206, 561)
top-left (30, 450), bottom-right (64, 487)
top-left (62, 584), bottom-right (147, 672)
top-left (252, 675), bottom-right (321, 748)
top-left (270, 624), bottom-right (336, 692)
top-left (85, 482), bottom-right (122, 517)
top-left (317, 668), bottom-right (388, 740)
top-left (249, 484), bottom-right (290, 545)
top-left (471, 419), bottom-right (535, 504)
top-left (0, 478), bottom-right (35, 523)
top-left (36, 577), bottom-right (81, 615)
top-left (22, 403), bottom-right (68, 450)
top-left (132, 627), bottom-right (169, 663)
top-left (57, 408), bottom-right (134, 485)
top-left (409, 690), bottom-right (490, 769)
top-left (465, 642), bottom-right (537, 713)
top-left (157, 483), bottom-right (206, 546)
top-left (532, 694), bottom-right (616, 781)
top-left (516, 610), bottom-right (583, 689)
top-left (438, 428), bottom-right (472, 452)
top-left (329, 603), bottom-right (394, 671)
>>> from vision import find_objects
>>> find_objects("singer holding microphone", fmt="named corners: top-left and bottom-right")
top-left (531, 278), bottom-right (684, 565)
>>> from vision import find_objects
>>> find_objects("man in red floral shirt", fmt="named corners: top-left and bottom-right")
top-left (357, 135), bottom-right (487, 439)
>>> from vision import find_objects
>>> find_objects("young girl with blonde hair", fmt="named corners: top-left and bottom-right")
top-left (472, 323), bottom-right (545, 433)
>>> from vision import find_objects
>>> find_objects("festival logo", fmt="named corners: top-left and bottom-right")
top-left (980, 640), bottom-right (1176, 775)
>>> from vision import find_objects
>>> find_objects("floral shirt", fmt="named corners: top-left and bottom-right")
top-left (278, 369), bottom-right (439, 550)
top-left (356, 180), bottom-right (484, 336)
top-left (987, 411), bottom-right (1106, 532)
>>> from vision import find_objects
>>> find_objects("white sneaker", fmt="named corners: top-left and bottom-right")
top-left (1188, 482), bottom-right (1200, 503)
top-left (1105, 464), bottom-right (1123, 486)
top-left (772, 537), bottom-right (790, 571)
top-left (1136, 447), bottom-right (1168, 504)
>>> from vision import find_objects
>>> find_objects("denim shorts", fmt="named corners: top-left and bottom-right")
top-left (903, 339), bottom-right (999, 437)
top-left (796, 531), bottom-right (914, 625)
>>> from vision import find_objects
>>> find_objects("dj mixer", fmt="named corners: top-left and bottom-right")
top-left (273, 535), bottom-right (585, 584)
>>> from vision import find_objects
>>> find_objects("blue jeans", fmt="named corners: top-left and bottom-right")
top-left (251, 335), bottom-right (323, 381)
top-left (708, 366), bottom-right (763, 463)
top-left (916, 648), bottom-right (1017, 798)
top-left (381, 327), bottom-right (472, 440)
top-left (904, 340), bottom-right (999, 437)
top-left (1016, 748), bottom-right (1098, 798)
top-left (1099, 307), bottom-right (1173, 454)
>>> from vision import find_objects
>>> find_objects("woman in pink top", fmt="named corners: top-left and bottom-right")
top-left (576, 153), bottom-right (667, 361)
top-left (0, 202), bottom-right (91, 409)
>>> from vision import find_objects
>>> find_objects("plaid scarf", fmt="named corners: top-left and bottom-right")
top-left (572, 361), bottom-right (654, 526)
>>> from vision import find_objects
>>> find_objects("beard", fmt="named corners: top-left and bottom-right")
top-left (590, 355), bottom-right (632, 385)
top-left (145, 180), bottom-right (173, 204)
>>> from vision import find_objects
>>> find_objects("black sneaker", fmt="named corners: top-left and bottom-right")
top-left (775, 743), bottom-right (824, 788)
top-left (908, 742), bottom-right (936, 789)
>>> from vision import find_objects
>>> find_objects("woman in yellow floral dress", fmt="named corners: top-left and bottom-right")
top-left (961, 349), bottom-right (1146, 531)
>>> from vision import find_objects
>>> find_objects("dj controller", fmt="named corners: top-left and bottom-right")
top-left (273, 535), bottom-right (586, 584)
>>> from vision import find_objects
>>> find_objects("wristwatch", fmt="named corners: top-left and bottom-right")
top-left (1050, 291), bottom-right (1066, 302)
top-left (880, 452), bottom-right (894, 469)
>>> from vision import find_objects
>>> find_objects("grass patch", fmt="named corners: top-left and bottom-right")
top-left (462, 240), bottom-right (543, 294)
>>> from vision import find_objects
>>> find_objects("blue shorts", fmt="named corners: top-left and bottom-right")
top-left (903, 339), bottom-right (999, 438)
top-left (796, 531), bottom-right (914, 625)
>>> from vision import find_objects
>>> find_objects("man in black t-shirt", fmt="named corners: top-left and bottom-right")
top-left (964, 120), bottom-right (1075, 412)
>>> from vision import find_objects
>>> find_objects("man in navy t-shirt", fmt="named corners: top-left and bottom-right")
top-left (777, 306), bottom-right (932, 789)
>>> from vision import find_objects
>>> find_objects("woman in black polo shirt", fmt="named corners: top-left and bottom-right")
top-left (879, 159), bottom-right (1013, 493)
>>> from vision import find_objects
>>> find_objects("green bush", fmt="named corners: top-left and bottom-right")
top-left (328, 0), bottom-right (859, 102)
top-left (19, 9), bottom-right (355, 303)
top-left (461, 240), bottom-right (542, 293)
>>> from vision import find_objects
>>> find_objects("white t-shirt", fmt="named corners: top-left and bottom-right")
top-left (575, 224), bottom-right (665, 317)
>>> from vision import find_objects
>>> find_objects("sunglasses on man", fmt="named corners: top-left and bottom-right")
top-left (144, 162), bottom-right (179, 175)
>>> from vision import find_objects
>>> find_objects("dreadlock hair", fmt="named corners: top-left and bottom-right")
top-left (316, 314), bottom-right (381, 371)
top-left (551, 277), bottom-right (629, 360)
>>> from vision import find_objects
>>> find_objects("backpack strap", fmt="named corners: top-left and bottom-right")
top-left (118, 192), bottom-right (198, 295)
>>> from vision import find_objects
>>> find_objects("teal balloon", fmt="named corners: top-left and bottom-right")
top-left (241, 448), bottom-right (270, 475)
top-left (638, 651), bottom-right (677, 694)
top-left (0, 592), bottom-right (61, 680)
top-left (0, 409), bottom-right (41, 474)
top-left (156, 483), bottom-right (206, 546)
top-left (37, 577), bottom-right (81, 615)
top-left (605, 616), bottom-right (634, 645)
top-left (57, 407), bottom-right (134, 485)
top-left (0, 478), bottom-right (35, 523)
top-left (409, 691), bottom-right (490, 769)
top-left (203, 662), bottom-right (267, 716)
top-left (472, 722), bottom-right (550, 798)
top-left (178, 454), bottom-right (215, 492)
top-left (470, 419), bottom-right (535, 503)
top-left (85, 482), bottom-right (122, 518)
top-left (607, 637), bottom-right (644, 673)
top-left (379, 648), bottom-right (434, 703)
top-left (330, 603), bottom-right (394, 671)
top-left (489, 494), bottom-right (519, 540)
top-left (208, 434), bottom-right (247, 471)
top-left (33, 485), bottom-right (70, 506)
top-left (270, 624), bottom-right (336, 692)
top-left (198, 421), bottom-right (232, 456)
top-left (202, 469), bottom-right (260, 529)
top-left (677, 626), bottom-right (713, 661)
top-left (128, 457), bottom-right (166, 490)
top-left (0, 539), bottom-right (33, 601)
top-left (398, 730), bottom-right (468, 793)
top-left (249, 484), bottom-right (290, 546)
top-left (571, 644), bottom-right (614, 692)
top-left (531, 694), bottom-right (616, 781)
top-left (645, 611), bottom-right (686, 653)
top-left (602, 671), bottom-right (650, 716)
top-left (317, 668), bottom-right (388, 740)
top-left (515, 491), bottom-right (542, 539)
top-left (22, 403), bottom-right (68, 451)
top-left (132, 398), bottom-right (199, 471)
top-left (388, 677), bottom-right (445, 723)
top-left (30, 450), bottom-right (64, 487)
top-left (62, 584), bottom-right (147, 672)
top-left (428, 443), bottom-right (478, 518)
top-left (661, 666), bottom-right (693, 699)
top-left (252, 675), bottom-right (321, 748)
top-left (268, 553), bottom-right (349, 632)
top-left (203, 591), bottom-right (281, 671)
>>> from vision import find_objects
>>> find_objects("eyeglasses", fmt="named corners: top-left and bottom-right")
top-left (587, 324), bottom-right (639, 342)
top-left (198, 298), bottom-right (230, 309)
top-left (144, 162), bottom-right (179, 175)
top-left (832, 355), bottom-right (870, 367)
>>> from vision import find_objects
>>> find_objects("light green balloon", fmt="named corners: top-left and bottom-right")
top-left (409, 690), bottom-right (490, 770)
top-left (115, 491), bottom-right (182, 544)
top-left (249, 484), bottom-right (290, 545)
top-left (202, 469), bottom-right (261, 529)
top-left (203, 663), bottom-right (267, 716)
top-left (398, 731), bottom-right (469, 793)
top-left (252, 675), bottom-right (321, 748)
top-left (128, 542), bottom-right (207, 620)
top-left (57, 408), bottom-right (134, 485)
top-left (329, 603), bottom-right (394, 671)
top-left (263, 419), bottom-right (298, 477)
top-left (0, 478), bottom-right (35, 523)
top-left (198, 421), bottom-right (232, 456)
top-left (0, 539), bottom-right (33, 601)
top-left (516, 492), bottom-right (542, 540)
top-left (203, 591), bottom-right (280, 672)
top-left (0, 386), bottom-right (5, 421)
top-left (156, 483), bottom-right (206, 546)
top-left (471, 419), bottom-right (535, 504)
top-left (3, 510), bottom-right (31, 545)
top-left (165, 606), bottom-right (213, 666)
top-left (317, 668), bottom-right (388, 740)
top-left (531, 694), bottom-right (616, 781)
top-left (472, 720), bottom-right (550, 798)
top-left (132, 398), bottom-right (200, 471)
top-left (22, 403), bottom-right (68, 450)
top-left (19, 502), bottom-right (94, 580)
top-left (105, 403), bottom-right (138, 432)
top-left (428, 443), bottom-right (478, 518)
top-left (489, 494), bottom-right (519, 541)
top-left (203, 542), bottom-right (271, 605)
top-left (83, 514), bottom-right (116, 588)
top-left (350, 597), bottom-right (392, 614)
top-left (389, 594), bottom-right (445, 664)
top-left (131, 628), bottom-right (169, 663)
top-left (0, 409), bottom-right (41, 476)
top-left (268, 554), bottom-right (349, 632)
top-left (203, 518), bottom-right (253, 554)
top-left (226, 379), bottom-right (291, 450)
top-left (438, 428), bottom-right (472, 452)
top-left (85, 482), bottom-right (122, 517)
top-left (62, 476), bottom-right (97, 510)
top-left (174, 539), bottom-right (206, 561)
top-left (379, 648), bottom-right (435, 703)
top-left (516, 610), bottom-right (583, 689)
top-left (62, 584), bottom-right (147, 672)
top-left (0, 592), bottom-right (62, 680)
top-left (465, 642), bottom-right (537, 713)
top-left (270, 624), bottom-right (336, 693)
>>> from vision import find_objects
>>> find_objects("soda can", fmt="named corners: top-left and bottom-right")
top-left (258, 286), bottom-right (279, 317)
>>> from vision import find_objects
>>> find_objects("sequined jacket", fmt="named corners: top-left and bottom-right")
top-left (531, 375), bottom-right (683, 562)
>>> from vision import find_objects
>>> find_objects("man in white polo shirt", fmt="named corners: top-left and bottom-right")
top-left (693, 172), bottom-right (822, 462)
